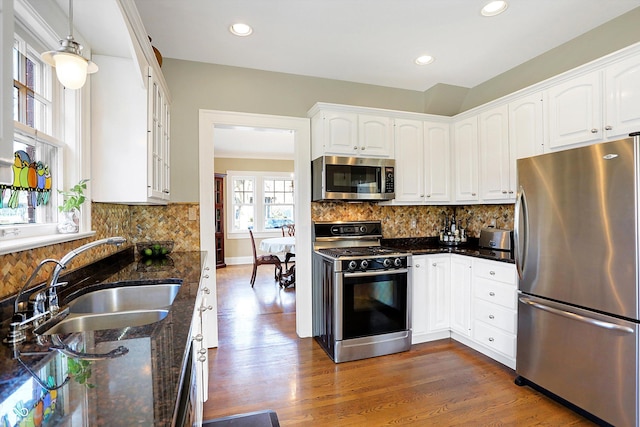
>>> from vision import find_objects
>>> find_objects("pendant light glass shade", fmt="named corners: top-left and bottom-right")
top-left (40, 0), bottom-right (98, 90)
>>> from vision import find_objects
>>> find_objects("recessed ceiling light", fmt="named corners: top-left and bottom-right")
top-left (230, 23), bottom-right (253, 36)
top-left (415, 55), bottom-right (435, 65)
top-left (481, 0), bottom-right (508, 17)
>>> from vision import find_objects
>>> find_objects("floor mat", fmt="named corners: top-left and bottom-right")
top-left (203, 410), bottom-right (280, 426)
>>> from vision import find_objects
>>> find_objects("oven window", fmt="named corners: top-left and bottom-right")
top-left (342, 272), bottom-right (408, 339)
top-left (325, 164), bottom-right (381, 193)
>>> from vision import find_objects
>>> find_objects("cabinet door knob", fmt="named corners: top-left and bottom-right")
top-left (591, 128), bottom-right (598, 133)
top-left (202, 287), bottom-right (211, 294)
top-left (415, 264), bottom-right (420, 268)
top-left (489, 291), bottom-right (496, 297)
top-left (193, 334), bottom-right (203, 342)
top-left (489, 314), bottom-right (495, 319)
top-left (489, 271), bottom-right (496, 275)
top-left (605, 125), bottom-right (612, 130)
top-left (488, 337), bottom-right (495, 342)
top-left (198, 348), bottom-right (207, 355)
top-left (360, 147), bottom-right (365, 150)
top-left (502, 190), bottom-right (507, 194)
top-left (472, 193), bottom-right (477, 196)
top-left (432, 263), bottom-right (437, 267)
top-left (199, 304), bottom-right (213, 312)
top-left (198, 355), bottom-right (207, 363)
top-left (353, 146), bottom-right (359, 150)
top-left (426, 194), bottom-right (431, 198)
top-left (203, 274), bottom-right (210, 279)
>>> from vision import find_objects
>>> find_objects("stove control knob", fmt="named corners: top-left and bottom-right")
top-left (382, 258), bottom-right (393, 268)
top-left (394, 258), bottom-right (403, 267)
top-left (360, 260), bottom-right (369, 270)
top-left (359, 226), bottom-right (367, 233)
top-left (348, 260), bottom-right (358, 271)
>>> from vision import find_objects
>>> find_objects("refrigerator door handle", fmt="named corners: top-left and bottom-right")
top-left (519, 296), bottom-right (635, 334)
top-left (514, 186), bottom-right (528, 280)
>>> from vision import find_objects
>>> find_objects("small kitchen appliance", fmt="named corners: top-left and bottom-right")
top-left (311, 156), bottom-right (395, 201)
top-left (478, 228), bottom-right (513, 260)
top-left (312, 221), bottom-right (411, 362)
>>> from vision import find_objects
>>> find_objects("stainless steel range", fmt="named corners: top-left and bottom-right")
top-left (312, 221), bottom-right (412, 363)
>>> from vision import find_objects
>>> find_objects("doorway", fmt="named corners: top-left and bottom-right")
top-left (198, 110), bottom-right (312, 348)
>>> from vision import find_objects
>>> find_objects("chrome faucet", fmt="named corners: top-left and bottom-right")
top-left (47, 237), bottom-right (127, 313)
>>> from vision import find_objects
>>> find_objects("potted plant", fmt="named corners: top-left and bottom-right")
top-left (57, 179), bottom-right (89, 233)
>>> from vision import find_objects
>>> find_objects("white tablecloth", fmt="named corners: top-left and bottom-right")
top-left (259, 236), bottom-right (296, 254)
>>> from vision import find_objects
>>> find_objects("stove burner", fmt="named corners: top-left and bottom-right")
top-left (318, 246), bottom-right (406, 258)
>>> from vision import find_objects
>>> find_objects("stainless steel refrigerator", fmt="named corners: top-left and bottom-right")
top-left (515, 134), bottom-right (639, 427)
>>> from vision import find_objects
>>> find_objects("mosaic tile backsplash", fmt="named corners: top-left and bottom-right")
top-left (0, 202), bottom-right (200, 300)
top-left (311, 202), bottom-right (515, 238)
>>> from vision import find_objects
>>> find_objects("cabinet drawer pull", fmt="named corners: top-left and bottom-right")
top-left (605, 125), bottom-right (612, 130)
top-left (203, 274), bottom-right (210, 279)
top-left (489, 271), bottom-right (495, 275)
top-left (198, 355), bottom-right (207, 363)
top-left (193, 334), bottom-right (203, 342)
top-left (488, 337), bottom-right (495, 342)
top-left (202, 287), bottom-right (211, 294)
top-left (591, 128), bottom-right (598, 133)
top-left (489, 292), bottom-right (496, 297)
top-left (353, 146), bottom-right (359, 150)
top-left (488, 314), bottom-right (495, 319)
top-left (199, 304), bottom-right (213, 312)
top-left (198, 348), bottom-right (207, 355)
top-left (432, 263), bottom-right (437, 267)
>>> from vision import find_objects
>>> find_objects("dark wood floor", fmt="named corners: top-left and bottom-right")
top-left (204, 264), bottom-right (595, 426)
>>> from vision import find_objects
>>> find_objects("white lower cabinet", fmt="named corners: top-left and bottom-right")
top-left (450, 255), bottom-right (472, 337)
top-left (410, 253), bottom-right (517, 368)
top-left (411, 255), bottom-right (450, 343)
top-left (470, 258), bottom-right (517, 368)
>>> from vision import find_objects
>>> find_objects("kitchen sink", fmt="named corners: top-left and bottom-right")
top-left (68, 283), bottom-right (181, 313)
top-left (34, 282), bottom-right (181, 335)
top-left (36, 309), bottom-right (169, 335)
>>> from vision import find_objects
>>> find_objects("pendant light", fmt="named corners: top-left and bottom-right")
top-left (41, 0), bottom-right (98, 89)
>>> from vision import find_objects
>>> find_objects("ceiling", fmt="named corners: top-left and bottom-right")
top-left (67, 0), bottom-right (640, 157)
top-left (131, 0), bottom-right (640, 92)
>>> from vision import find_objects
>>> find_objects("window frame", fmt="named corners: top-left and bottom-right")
top-left (0, 0), bottom-right (95, 254)
top-left (227, 170), bottom-right (295, 239)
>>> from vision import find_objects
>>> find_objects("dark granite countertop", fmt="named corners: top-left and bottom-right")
top-left (381, 236), bottom-right (515, 264)
top-left (0, 246), bottom-right (205, 426)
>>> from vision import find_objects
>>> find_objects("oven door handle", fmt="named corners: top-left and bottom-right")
top-left (343, 268), bottom-right (409, 278)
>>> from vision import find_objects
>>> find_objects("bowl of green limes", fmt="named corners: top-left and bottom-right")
top-left (137, 241), bottom-right (174, 258)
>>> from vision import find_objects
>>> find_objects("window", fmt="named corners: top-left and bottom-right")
top-left (228, 171), bottom-right (294, 236)
top-left (0, 2), bottom-right (88, 249)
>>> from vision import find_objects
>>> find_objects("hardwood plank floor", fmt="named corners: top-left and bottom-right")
top-left (204, 264), bottom-right (595, 426)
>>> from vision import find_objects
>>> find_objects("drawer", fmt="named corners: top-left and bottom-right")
top-left (473, 320), bottom-right (516, 358)
top-left (474, 278), bottom-right (517, 310)
top-left (474, 299), bottom-right (517, 334)
top-left (473, 259), bottom-right (516, 285)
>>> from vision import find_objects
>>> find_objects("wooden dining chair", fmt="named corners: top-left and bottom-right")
top-left (281, 224), bottom-right (295, 269)
top-left (249, 229), bottom-right (282, 287)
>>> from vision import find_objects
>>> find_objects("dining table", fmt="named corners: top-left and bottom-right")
top-left (259, 236), bottom-right (296, 287)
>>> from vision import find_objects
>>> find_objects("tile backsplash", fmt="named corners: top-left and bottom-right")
top-left (312, 202), bottom-right (514, 238)
top-left (0, 202), bottom-right (200, 300)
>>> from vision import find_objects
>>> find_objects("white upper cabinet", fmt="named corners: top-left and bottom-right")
top-left (358, 114), bottom-right (393, 157)
top-left (508, 92), bottom-right (544, 188)
top-left (393, 119), bottom-right (424, 202)
top-left (453, 117), bottom-right (479, 203)
top-left (310, 105), bottom-right (393, 159)
top-left (393, 119), bottom-right (450, 203)
top-left (546, 71), bottom-right (603, 149)
top-left (604, 55), bottom-right (640, 139)
top-left (424, 122), bottom-right (451, 202)
top-left (478, 105), bottom-right (511, 201)
top-left (91, 2), bottom-right (170, 204)
top-left (547, 54), bottom-right (640, 151)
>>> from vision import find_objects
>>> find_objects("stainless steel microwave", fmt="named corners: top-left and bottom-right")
top-left (312, 156), bottom-right (395, 201)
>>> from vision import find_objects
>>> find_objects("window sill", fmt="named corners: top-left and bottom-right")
top-left (0, 231), bottom-right (97, 256)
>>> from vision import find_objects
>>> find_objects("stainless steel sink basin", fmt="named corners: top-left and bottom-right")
top-left (37, 309), bottom-right (169, 335)
top-left (68, 284), bottom-right (181, 313)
